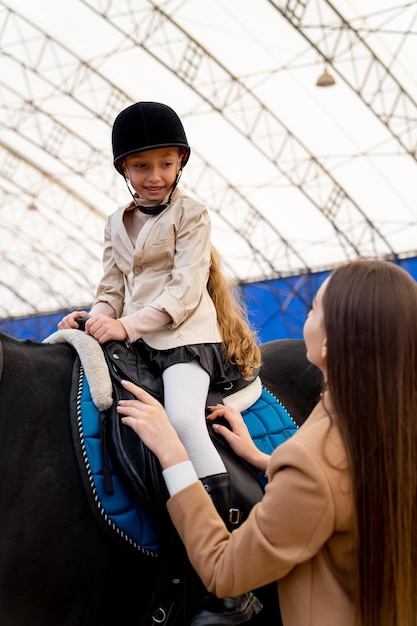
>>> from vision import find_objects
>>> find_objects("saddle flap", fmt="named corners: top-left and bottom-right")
top-left (102, 339), bottom-right (163, 402)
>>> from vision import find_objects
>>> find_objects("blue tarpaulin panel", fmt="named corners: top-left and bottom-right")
top-left (2, 258), bottom-right (417, 343)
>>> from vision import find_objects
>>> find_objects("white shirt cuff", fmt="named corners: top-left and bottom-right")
top-left (162, 461), bottom-right (199, 497)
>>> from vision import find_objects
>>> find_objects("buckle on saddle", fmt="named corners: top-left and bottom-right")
top-left (228, 507), bottom-right (243, 526)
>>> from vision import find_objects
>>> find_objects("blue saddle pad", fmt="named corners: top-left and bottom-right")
top-left (74, 371), bottom-right (159, 557)
top-left (75, 373), bottom-right (297, 557)
top-left (242, 388), bottom-right (298, 453)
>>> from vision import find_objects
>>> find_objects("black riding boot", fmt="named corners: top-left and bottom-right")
top-left (190, 473), bottom-right (263, 626)
top-left (202, 472), bottom-right (236, 531)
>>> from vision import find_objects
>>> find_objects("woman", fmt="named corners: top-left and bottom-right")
top-left (117, 259), bottom-right (417, 625)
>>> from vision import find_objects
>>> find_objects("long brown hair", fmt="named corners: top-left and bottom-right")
top-left (208, 246), bottom-right (261, 380)
top-left (323, 259), bottom-right (417, 625)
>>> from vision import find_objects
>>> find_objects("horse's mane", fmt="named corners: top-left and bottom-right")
top-left (0, 330), bottom-right (72, 350)
top-left (0, 330), bottom-right (21, 343)
top-left (0, 331), bottom-right (47, 347)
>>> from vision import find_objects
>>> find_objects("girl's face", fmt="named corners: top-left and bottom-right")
top-left (123, 147), bottom-right (182, 206)
top-left (303, 277), bottom-right (328, 377)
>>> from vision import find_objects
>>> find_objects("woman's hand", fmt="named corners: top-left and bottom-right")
top-left (208, 405), bottom-right (270, 473)
top-left (117, 380), bottom-right (189, 469)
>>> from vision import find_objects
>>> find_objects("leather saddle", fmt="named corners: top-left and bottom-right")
top-left (99, 339), bottom-right (265, 532)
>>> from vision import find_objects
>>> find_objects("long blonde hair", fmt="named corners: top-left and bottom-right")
top-left (208, 246), bottom-right (261, 380)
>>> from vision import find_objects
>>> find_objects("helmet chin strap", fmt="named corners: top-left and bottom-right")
top-left (125, 170), bottom-right (183, 216)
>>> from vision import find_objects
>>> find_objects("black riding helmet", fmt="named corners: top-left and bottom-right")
top-left (112, 101), bottom-right (191, 175)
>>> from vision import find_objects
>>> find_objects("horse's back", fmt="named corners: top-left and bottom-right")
top-left (260, 339), bottom-right (323, 426)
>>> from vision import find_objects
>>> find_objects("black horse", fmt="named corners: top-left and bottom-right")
top-left (0, 331), bottom-right (322, 626)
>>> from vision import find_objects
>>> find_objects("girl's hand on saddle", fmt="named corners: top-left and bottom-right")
top-left (85, 314), bottom-right (128, 343)
top-left (57, 311), bottom-right (91, 330)
top-left (117, 380), bottom-right (189, 469)
top-left (208, 405), bottom-right (270, 473)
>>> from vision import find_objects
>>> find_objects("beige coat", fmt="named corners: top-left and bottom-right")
top-left (91, 189), bottom-right (222, 348)
top-left (167, 398), bottom-right (356, 626)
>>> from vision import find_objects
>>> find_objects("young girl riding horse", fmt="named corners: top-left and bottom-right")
top-left (58, 101), bottom-right (262, 626)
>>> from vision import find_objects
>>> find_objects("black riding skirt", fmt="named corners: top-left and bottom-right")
top-left (134, 339), bottom-right (242, 386)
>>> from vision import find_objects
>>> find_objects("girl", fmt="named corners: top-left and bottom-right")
top-left (117, 259), bottom-right (417, 626)
top-left (58, 101), bottom-right (262, 626)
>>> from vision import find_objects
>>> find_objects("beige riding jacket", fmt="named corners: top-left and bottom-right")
top-left (90, 189), bottom-right (222, 349)
top-left (167, 397), bottom-right (356, 626)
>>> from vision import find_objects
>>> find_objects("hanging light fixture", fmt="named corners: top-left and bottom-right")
top-left (316, 67), bottom-right (335, 87)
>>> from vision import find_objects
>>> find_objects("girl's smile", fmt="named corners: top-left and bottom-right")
top-left (123, 147), bottom-right (182, 207)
